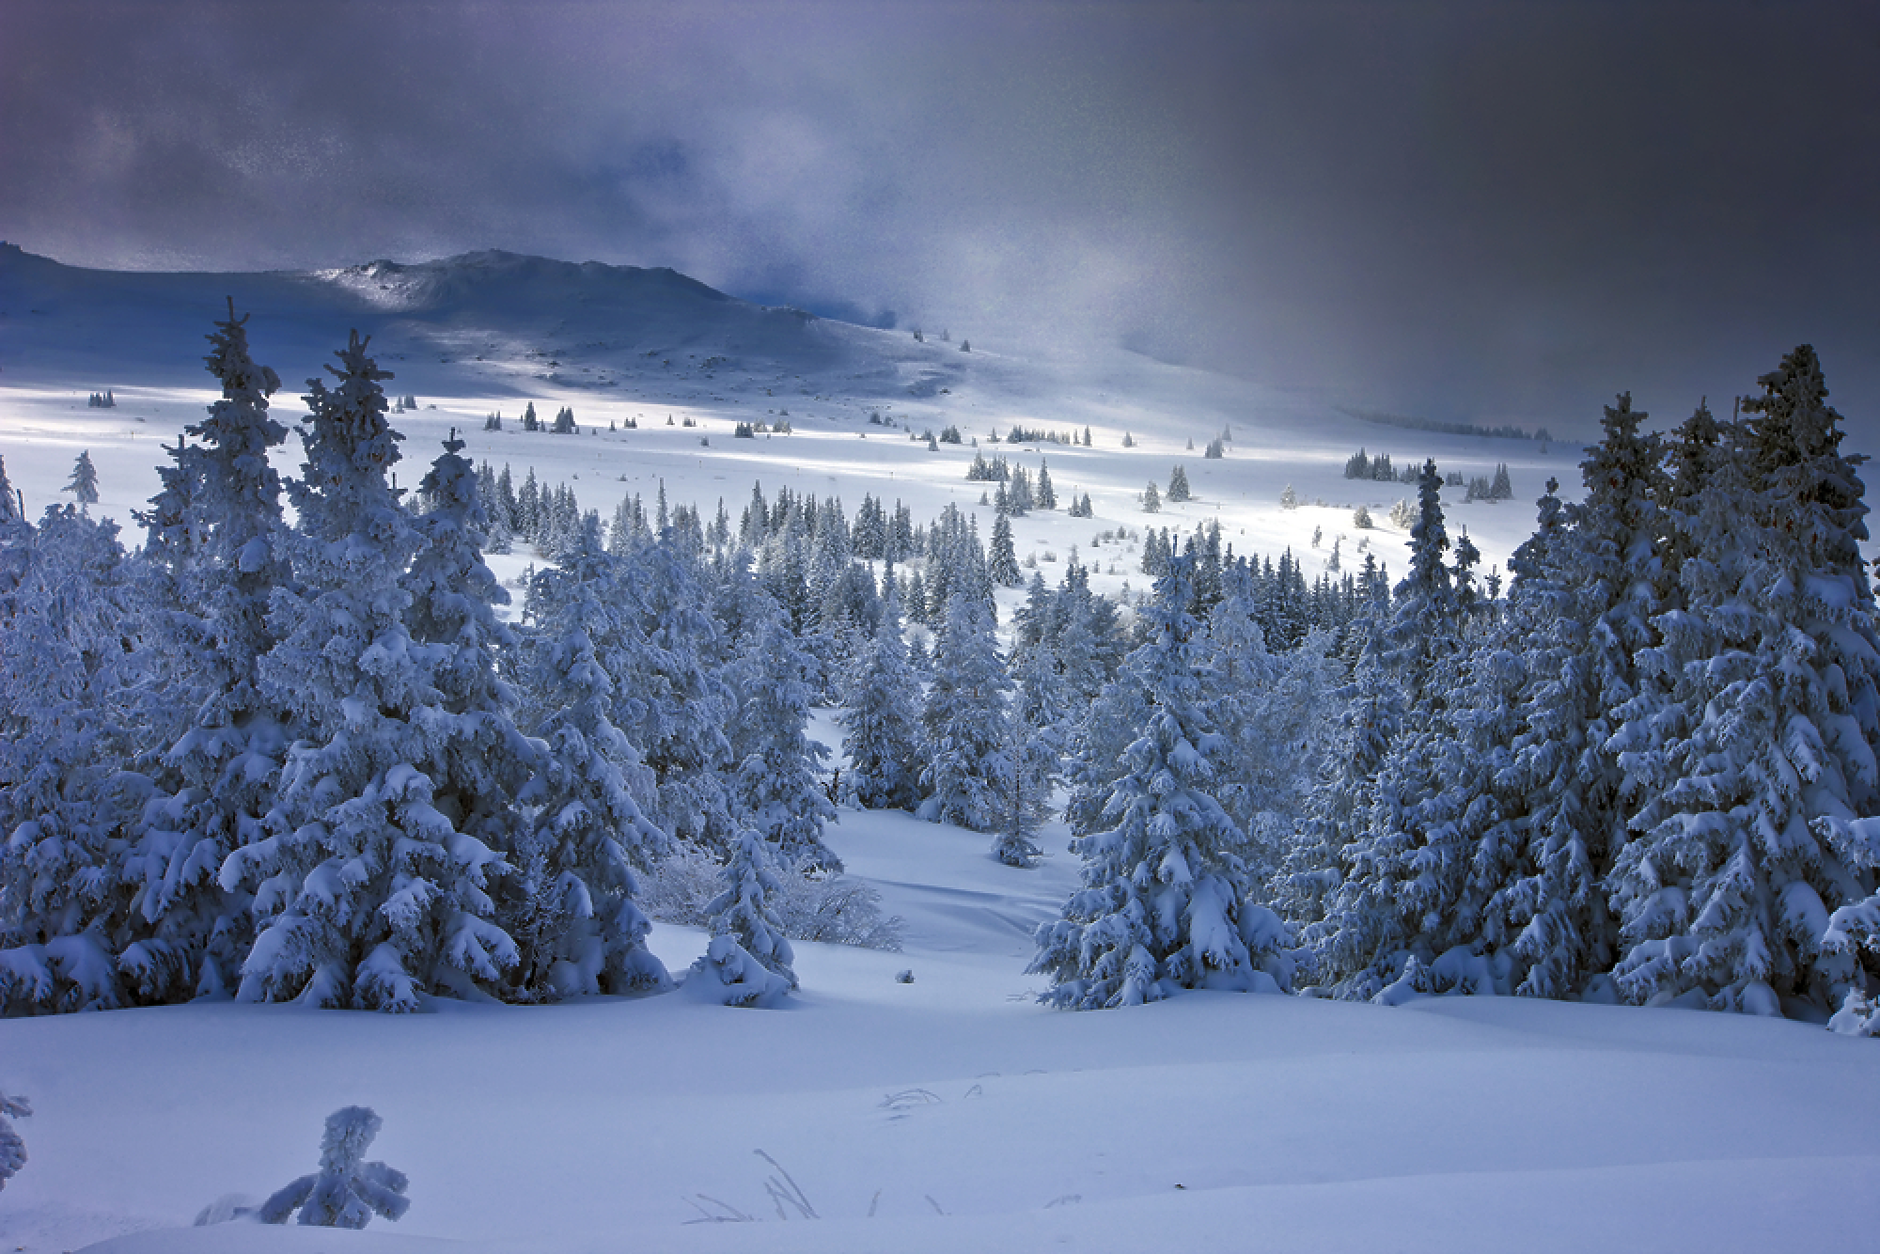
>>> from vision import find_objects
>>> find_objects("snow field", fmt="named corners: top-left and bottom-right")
top-left (5, 806), bottom-right (1878, 1251)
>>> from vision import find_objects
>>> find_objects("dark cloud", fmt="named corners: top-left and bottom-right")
top-left (4, 0), bottom-right (1878, 437)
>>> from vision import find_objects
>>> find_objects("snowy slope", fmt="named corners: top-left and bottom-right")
top-left (0, 244), bottom-right (1580, 598)
top-left (2, 811), bottom-right (1876, 1253)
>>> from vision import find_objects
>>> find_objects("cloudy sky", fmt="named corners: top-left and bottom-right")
top-left (3, 0), bottom-right (1877, 434)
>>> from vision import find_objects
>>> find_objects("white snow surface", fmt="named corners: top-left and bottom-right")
top-left (3, 249), bottom-right (1878, 1250)
top-left (2, 811), bottom-right (1877, 1253)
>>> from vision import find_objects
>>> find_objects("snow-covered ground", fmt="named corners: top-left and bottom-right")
top-left (11, 804), bottom-right (1880, 1254)
top-left (3, 809), bottom-right (1877, 1253)
top-left (3, 248), bottom-right (1876, 1252)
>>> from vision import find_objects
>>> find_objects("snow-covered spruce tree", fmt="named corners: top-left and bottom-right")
top-left (0, 507), bottom-right (152, 1013)
top-left (1167, 464), bottom-right (1192, 503)
top-left (0, 455), bottom-right (21, 527)
top-left (1615, 348), bottom-right (1880, 1016)
top-left (994, 641), bottom-right (1066, 867)
top-left (690, 827), bottom-right (796, 1006)
top-left (1460, 477), bottom-right (1600, 1000)
top-left (509, 515), bottom-right (670, 999)
top-left (608, 534), bottom-right (734, 848)
top-left (1302, 460), bottom-right (1476, 999)
top-left (259, 1105), bottom-right (409, 1228)
top-left (402, 428), bottom-right (540, 918)
top-left (727, 611), bottom-right (839, 871)
top-left (840, 595), bottom-right (923, 811)
top-left (989, 512), bottom-right (1021, 587)
top-left (63, 451), bottom-right (100, 505)
top-left (1272, 608), bottom-right (1400, 975)
top-left (1032, 554), bottom-right (1293, 1008)
top-left (226, 332), bottom-right (517, 1011)
top-left (1204, 560), bottom-right (1337, 883)
top-left (1477, 400), bottom-right (1672, 1002)
top-left (917, 592), bottom-right (1013, 832)
top-left (0, 1087), bottom-right (27, 1192)
top-left (126, 304), bottom-right (294, 1001)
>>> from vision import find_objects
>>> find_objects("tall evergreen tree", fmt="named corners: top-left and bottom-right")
top-left (1031, 555), bottom-right (1293, 1008)
top-left (509, 516), bottom-right (671, 1000)
top-left (917, 593), bottom-right (1012, 831)
top-left (227, 332), bottom-right (517, 1011)
top-left (840, 597), bottom-right (923, 812)
top-left (0, 508), bottom-right (150, 1012)
top-left (727, 613), bottom-right (840, 871)
top-left (126, 305), bottom-right (296, 1000)
top-left (62, 452), bottom-right (100, 506)
top-left (1615, 348), bottom-right (1880, 1015)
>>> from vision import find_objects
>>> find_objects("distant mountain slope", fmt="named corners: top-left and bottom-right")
top-left (0, 243), bottom-right (954, 400)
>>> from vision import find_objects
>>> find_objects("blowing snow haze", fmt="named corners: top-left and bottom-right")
top-left (2, 1), bottom-right (1878, 441)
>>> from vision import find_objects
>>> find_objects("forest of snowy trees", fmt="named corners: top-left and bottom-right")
top-left (2, 312), bottom-right (1878, 1034)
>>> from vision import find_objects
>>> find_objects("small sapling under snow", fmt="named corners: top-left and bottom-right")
top-left (0, 1088), bottom-right (29, 1192)
top-left (259, 1106), bottom-right (410, 1229)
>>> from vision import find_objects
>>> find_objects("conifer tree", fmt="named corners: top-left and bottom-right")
top-left (1299, 460), bottom-right (1471, 998)
top-left (989, 512), bottom-right (1021, 587)
top-left (1032, 554), bottom-right (1293, 1007)
top-left (227, 332), bottom-right (518, 1011)
top-left (918, 593), bottom-right (1012, 831)
top-left (995, 641), bottom-right (1066, 867)
top-left (728, 613), bottom-right (839, 871)
top-left (0, 508), bottom-right (150, 1012)
top-left (509, 516), bottom-right (671, 999)
top-left (125, 305), bottom-right (296, 1000)
top-left (840, 597), bottom-right (923, 811)
top-left (1167, 464), bottom-right (1192, 503)
top-left (699, 827), bottom-right (797, 999)
top-left (63, 451), bottom-right (100, 505)
top-left (1617, 349), bottom-right (1880, 1015)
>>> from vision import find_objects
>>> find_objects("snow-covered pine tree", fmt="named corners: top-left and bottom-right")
top-left (63, 451), bottom-right (100, 505)
top-left (917, 592), bottom-right (1013, 831)
top-left (1299, 460), bottom-right (1474, 999)
top-left (1205, 562), bottom-right (1338, 885)
top-left (840, 596), bottom-right (923, 811)
top-left (1616, 348), bottom-right (1880, 1015)
top-left (989, 513), bottom-right (1021, 587)
top-left (727, 612), bottom-right (840, 871)
top-left (995, 641), bottom-right (1066, 867)
top-left (402, 428), bottom-right (541, 923)
top-left (126, 304), bottom-right (294, 1001)
top-left (227, 332), bottom-right (518, 1011)
top-left (1168, 464), bottom-right (1192, 503)
top-left (1031, 553), bottom-right (1293, 1008)
top-left (608, 535), bottom-right (734, 848)
top-left (509, 515), bottom-right (671, 999)
top-left (0, 1087), bottom-right (28, 1192)
top-left (1480, 399), bottom-right (1671, 1001)
top-left (0, 456), bottom-right (20, 527)
top-left (0, 507), bottom-right (150, 1013)
top-left (693, 826), bottom-right (796, 1005)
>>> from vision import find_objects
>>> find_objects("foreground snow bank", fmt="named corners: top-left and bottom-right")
top-left (1, 814), bottom-right (1875, 1254)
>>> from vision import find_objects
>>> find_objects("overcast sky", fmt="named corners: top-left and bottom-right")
top-left (3, 0), bottom-right (1877, 435)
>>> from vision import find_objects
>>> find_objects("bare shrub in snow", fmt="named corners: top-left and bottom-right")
top-left (642, 843), bottom-right (903, 952)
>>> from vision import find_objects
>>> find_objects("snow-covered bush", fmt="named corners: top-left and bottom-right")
top-left (687, 934), bottom-right (792, 1008)
top-left (703, 828), bottom-right (796, 992)
top-left (259, 1105), bottom-right (409, 1229)
top-left (0, 1088), bottom-right (28, 1192)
